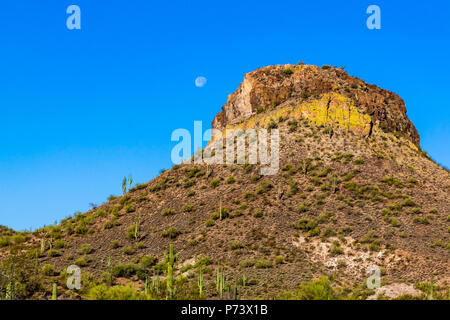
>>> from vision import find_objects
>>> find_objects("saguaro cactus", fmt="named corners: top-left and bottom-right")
top-left (216, 263), bottom-right (225, 299)
top-left (52, 283), bottom-right (57, 300)
top-left (165, 243), bottom-right (177, 299)
top-left (198, 267), bottom-right (204, 297)
top-left (122, 177), bottom-right (127, 194)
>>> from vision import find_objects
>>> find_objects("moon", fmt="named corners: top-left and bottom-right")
top-left (195, 76), bottom-right (207, 87)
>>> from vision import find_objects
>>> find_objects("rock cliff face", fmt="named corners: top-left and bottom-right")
top-left (212, 64), bottom-right (420, 146)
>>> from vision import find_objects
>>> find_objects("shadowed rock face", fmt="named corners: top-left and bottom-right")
top-left (212, 64), bottom-right (420, 146)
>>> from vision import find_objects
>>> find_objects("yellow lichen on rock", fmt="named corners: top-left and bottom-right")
top-left (294, 93), bottom-right (372, 136)
top-left (222, 93), bottom-right (372, 138)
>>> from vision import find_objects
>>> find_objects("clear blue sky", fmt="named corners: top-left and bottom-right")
top-left (0, 0), bottom-right (449, 230)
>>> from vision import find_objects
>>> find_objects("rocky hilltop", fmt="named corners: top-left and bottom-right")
top-left (0, 64), bottom-right (448, 300)
top-left (213, 64), bottom-right (419, 146)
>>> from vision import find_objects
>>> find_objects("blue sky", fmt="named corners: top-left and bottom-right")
top-left (0, 0), bottom-right (449, 230)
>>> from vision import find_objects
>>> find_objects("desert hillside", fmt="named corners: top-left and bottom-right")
top-left (1, 64), bottom-right (449, 300)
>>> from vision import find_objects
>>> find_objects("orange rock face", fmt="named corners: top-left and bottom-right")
top-left (212, 64), bottom-right (420, 146)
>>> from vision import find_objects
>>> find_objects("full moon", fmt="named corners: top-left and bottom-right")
top-left (195, 76), bottom-right (207, 87)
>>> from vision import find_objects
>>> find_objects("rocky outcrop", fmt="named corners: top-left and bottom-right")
top-left (212, 64), bottom-right (420, 146)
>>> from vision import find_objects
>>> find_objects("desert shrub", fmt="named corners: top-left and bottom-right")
top-left (205, 219), bottom-right (215, 227)
top-left (243, 191), bottom-right (255, 201)
top-left (294, 277), bottom-right (336, 300)
top-left (413, 217), bottom-right (430, 225)
top-left (256, 180), bottom-right (273, 194)
top-left (381, 176), bottom-right (403, 188)
top-left (103, 220), bottom-right (115, 230)
top-left (135, 241), bottom-right (146, 249)
top-left (330, 243), bottom-right (344, 255)
top-left (255, 259), bottom-right (273, 269)
top-left (182, 204), bottom-right (196, 212)
top-left (74, 224), bottom-right (88, 235)
top-left (125, 204), bottom-right (135, 213)
top-left (241, 259), bottom-right (256, 268)
top-left (47, 249), bottom-right (61, 257)
top-left (110, 240), bottom-right (121, 249)
top-left (267, 121), bottom-right (278, 130)
top-left (253, 209), bottom-right (263, 218)
top-left (74, 256), bottom-right (89, 267)
top-left (126, 225), bottom-right (137, 240)
top-left (229, 240), bottom-right (244, 250)
top-left (210, 179), bottom-right (220, 188)
top-left (288, 120), bottom-right (298, 132)
top-left (161, 208), bottom-right (176, 216)
top-left (78, 243), bottom-right (94, 255)
top-left (386, 217), bottom-right (401, 227)
top-left (282, 68), bottom-right (294, 75)
top-left (87, 284), bottom-right (146, 300)
top-left (230, 210), bottom-right (243, 218)
top-left (161, 227), bottom-right (181, 239)
top-left (297, 203), bottom-right (310, 213)
top-left (54, 239), bottom-right (68, 249)
top-left (141, 255), bottom-right (158, 268)
top-left (121, 246), bottom-right (136, 255)
top-left (112, 264), bottom-right (141, 278)
top-left (183, 179), bottom-right (195, 188)
top-left (41, 264), bottom-right (56, 276)
top-left (274, 256), bottom-right (285, 265)
top-left (0, 236), bottom-right (11, 247)
top-left (96, 209), bottom-right (107, 217)
top-left (226, 176), bottom-right (236, 184)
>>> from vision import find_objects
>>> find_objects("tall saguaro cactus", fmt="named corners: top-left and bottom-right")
top-left (216, 263), bottom-right (225, 299)
top-left (122, 177), bottom-right (127, 194)
top-left (165, 243), bottom-right (178, 299)
top-left (198, 267), bottom-right (204, 297)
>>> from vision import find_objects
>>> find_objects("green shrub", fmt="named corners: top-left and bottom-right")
top-left (74, 256), bottom-right (89, 267)
top-left (135, 241), bottom-right (146, 249)
top-left (297, 203), bottom-right (309, 213)
top-left (141, 255), bottom-right (158, 268)
top-left (282, 68), bottom-right (294, 75)
top-left (161, 227), bottom-right (181, 239)
top-left (295, 277), bottom-right (336, 300)
top-left (330, 244), bottom-right (344, 255)
top-left (47, 249), bottom-right (61, 257)
top-left (226, 176), bottom-right (236, 184)
top-left (121, 246), bottom-right (136, 255)
top-left (205, 219), bottom-right (215, 227)
top-left (255, 259), bottom-right (273, 269)
top-left (41, 264), bottom-right (56, 276)
top-left (96, 209), bottom-right (107, 217)
top-left (54, 239), bottom-right (68, 249)
top-left (274, 256), bottom-right (285, 265)
top-left (187, 190), bottom-right (196, 197)
top-left (182, 204), bottom-right (196, 212)
top-left (112, 264), bottom-right (140, 278)
top-left (161, 208), bottom-right (176, 216)
top-left (87, 284), bottom-right (146, 300)
top-left (256, 180), bottom-right (273, 194)
top-left (78, 243), bottom-right (94, 255)
top-left (229, 240), bottom-right (244, 250)
top-left (110, 240), bottom-right (121, 249)
top-left (253, 209), bottom-right (263, 218)
top-left (210, 179), bottom-right (220, 188)
top-left (0, 236), bottom-right (11, 247)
